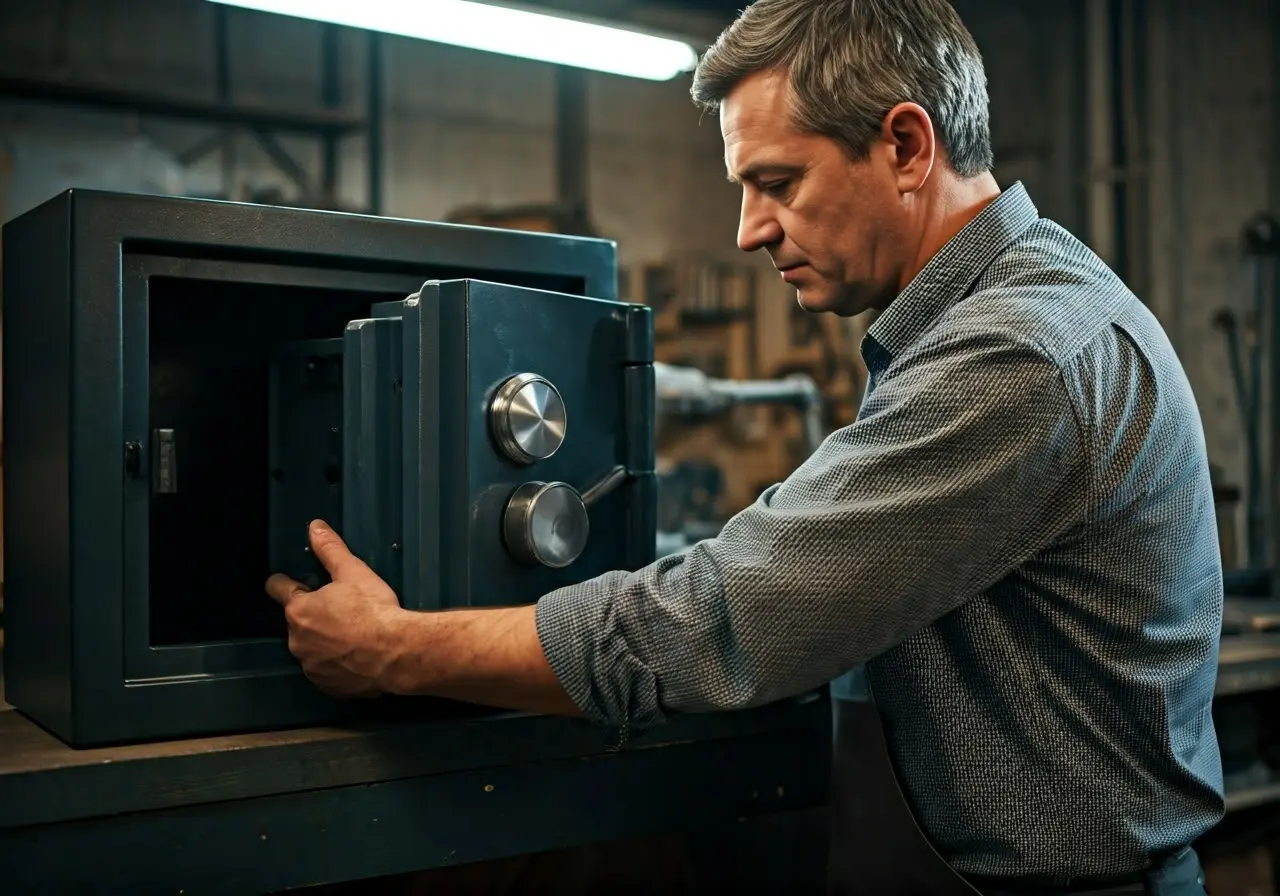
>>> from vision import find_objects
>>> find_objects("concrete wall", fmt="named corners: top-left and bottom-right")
top-left (963, 0), bottom-right (1275, 563)
top-left (1146, 0), bottom-right (1275, 549)
top-left (0, 0), bottom-right (1274, 558)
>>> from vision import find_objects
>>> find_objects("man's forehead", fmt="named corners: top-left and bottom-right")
top-left (720, 69), bottom-right (791, 134)
top-left (721, 73), bottom-right (807, 182)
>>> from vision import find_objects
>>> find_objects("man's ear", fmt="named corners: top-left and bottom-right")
top-left (880, 102), bottom-right (935, 194)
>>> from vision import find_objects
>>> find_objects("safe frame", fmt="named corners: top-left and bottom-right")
top-left (2, 189), bottom-right (655, 748)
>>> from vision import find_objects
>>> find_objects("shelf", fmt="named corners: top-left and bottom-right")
top-left (679, 308), bottom-right (754, 326)
top-left (1216, 634), bottom-right (1280, 696)
top-left (0, 75), bottom-right (367, 136)
top-left (1225, 780), bottom-right (1280, 813)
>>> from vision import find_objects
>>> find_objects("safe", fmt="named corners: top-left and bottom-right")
top-left (2, 189), bottom-right (656, 748)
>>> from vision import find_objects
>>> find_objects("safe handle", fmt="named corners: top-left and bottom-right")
top-left (580, 464), bottom-right (629, 508)
top-left (502, 465), bottom-right (635, 569)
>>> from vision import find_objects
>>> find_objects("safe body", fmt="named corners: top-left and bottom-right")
top-left (2, 190), bottom-right (656, 747)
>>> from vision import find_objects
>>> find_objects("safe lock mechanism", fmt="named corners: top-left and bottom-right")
top-left (503, 465), bottom-right (631, 569)
top-left (489, 372), bottom-right (567, 465)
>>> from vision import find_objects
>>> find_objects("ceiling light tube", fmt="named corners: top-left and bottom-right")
top-left (206, 0), bottom-right (700, 81)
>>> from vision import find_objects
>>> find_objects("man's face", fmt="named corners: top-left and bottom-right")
top-left (721, 70), bottom-right (911, 317)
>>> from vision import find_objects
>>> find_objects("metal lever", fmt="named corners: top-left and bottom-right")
top-left (579, 464), bottom-right (628, 508)
top-left (502, 465), bottom-right (634, 569)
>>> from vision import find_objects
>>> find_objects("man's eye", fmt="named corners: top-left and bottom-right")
top-left (762, 180), bottom-right (790, 196)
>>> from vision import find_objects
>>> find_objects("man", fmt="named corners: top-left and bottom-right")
top-left (266, 1), bottom-right (1224, 893)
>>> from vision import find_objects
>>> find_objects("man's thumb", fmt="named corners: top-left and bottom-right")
top-left (308, 519), bottom-right (372, 582)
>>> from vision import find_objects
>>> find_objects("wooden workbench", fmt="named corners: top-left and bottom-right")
top-left (0, 688), bottom-right (831, 894)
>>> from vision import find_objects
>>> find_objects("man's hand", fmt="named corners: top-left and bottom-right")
top-left (265, 519), bottom-right (583, 718)
top-left (265, 519), bottom-right (407, 699)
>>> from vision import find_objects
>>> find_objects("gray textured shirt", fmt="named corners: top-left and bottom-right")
top-left (535, 183), bottom-right (1225, 878)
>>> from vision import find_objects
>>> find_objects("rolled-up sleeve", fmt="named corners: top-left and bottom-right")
top-left (534, 329), bottom-right (1088, 732)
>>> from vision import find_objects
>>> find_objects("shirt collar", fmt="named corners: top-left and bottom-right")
top-left (862, 182), bottom-right (1040, 372)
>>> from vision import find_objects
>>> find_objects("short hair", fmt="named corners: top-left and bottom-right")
top-left (690, 0), bottom-right (994, 178)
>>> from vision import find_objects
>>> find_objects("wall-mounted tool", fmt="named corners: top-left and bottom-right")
top-left (1217, 212), bottom-right (1280, 570)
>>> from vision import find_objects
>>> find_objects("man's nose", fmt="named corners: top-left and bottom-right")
top-left (737, 194), bottom-right (783, 253)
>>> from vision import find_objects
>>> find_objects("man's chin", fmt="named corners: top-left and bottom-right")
top-left (795, 286), bottom-right (837, 314)
top-left (796, 285), bottom-right (872, 318)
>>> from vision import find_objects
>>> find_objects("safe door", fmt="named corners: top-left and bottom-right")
top-left (121, 276), bottom-right (653, 742)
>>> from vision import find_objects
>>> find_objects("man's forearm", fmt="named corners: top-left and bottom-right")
top-left (375, 604), bottom-right (583, 717)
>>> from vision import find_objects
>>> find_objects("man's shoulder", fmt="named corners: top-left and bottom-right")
top-left (931, 219), bottom-right (1156, 369)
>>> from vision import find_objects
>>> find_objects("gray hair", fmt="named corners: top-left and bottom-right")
top-left (690, 0), bottom-right (994, 178)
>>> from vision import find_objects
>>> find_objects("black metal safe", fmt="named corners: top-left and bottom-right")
top-left (2, 190), bottom-right (656, 748)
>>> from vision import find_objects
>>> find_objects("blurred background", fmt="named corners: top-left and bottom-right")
top-left (2, 0), bottom-right (1280, 891)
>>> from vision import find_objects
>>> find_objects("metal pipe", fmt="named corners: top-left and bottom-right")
top-left (654, 363), bottom-right (826, 455)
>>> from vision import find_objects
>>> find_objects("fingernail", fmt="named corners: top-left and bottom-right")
top-left (310, 519), bottom-right (329, 534)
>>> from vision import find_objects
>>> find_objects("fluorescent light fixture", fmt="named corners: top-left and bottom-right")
top-left (206, 0), bottom-right (700, 81)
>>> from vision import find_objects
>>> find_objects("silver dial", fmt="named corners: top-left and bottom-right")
top-left (489, 373), bottom-right (567, 465)
top-left (503, 481), bottom-right (590, 569)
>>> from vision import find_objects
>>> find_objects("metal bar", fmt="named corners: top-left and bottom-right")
top-left (554, 65), bottom-right (589, 233)
top-left (580, 465), bottom-right (629, 508)
top-left (176, 132), bottom-right (226, 166)
top-left (1249, 256), bottom-right (1268, 566)
top-left (1071, 0), bottom-right (1091, 238)
top-left (249, 128), bottom-right (313, 197)
top-left (321, 24), bottom-right (341, 203)
top-left (1270, 0), bottom-right (1280, 581)
top-left (0, 76), bottom-right (366, 135)
top-left (1085, 0), bottom-right (1116, 268)
top-left (214, 3), bottom-right (236, 198)
top-left (1141, 0), bottom-right (1174, 329)
top-left (1120, 0), bottom-right (1152, 302)
top-left (366, 32), bottom-right (383, 215)
top-left (1164, 0), bottom-right (1190, 385)
top-left (1108, 0), bottom-right (1129, 282)
top-left (53, 0), bottom-right (73, 71)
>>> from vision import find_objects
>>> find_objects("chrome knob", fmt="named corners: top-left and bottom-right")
top-left (489, 373), bottom-right (567, 465)
top-left (503, 481), bottom-right (590, 569)
top-left (501, 465), bottom-right (631, 569)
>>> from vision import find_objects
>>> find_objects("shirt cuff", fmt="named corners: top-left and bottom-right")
top-left (534, 570), bottom-right (667, 734)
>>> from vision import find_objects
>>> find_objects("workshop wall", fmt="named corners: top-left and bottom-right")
top-left (1144, 0), bottom-right (1274, 557)
top-left (0, 0), bottom-right (1089, 282)
top-left (0, 0), bottom-right (1275, 557)
top-left (963, 0), bottom-right (1275, 564)
top-left (0, 0), bottom-right (743, 271)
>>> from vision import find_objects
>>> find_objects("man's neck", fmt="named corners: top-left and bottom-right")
top-left (898, 171), bottom-right (1002, 293)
